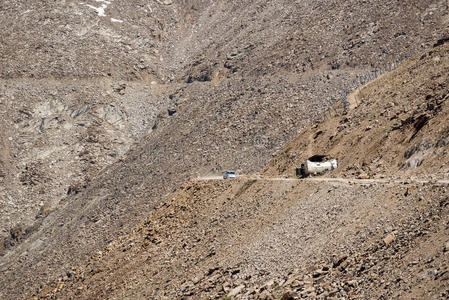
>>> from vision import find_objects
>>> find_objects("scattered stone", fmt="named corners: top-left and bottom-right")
top-left (333, 254), bottom-right (348, 268)
top-left (157, 0), bottom-right (173, 5)
top-left (283, 275), bottom-right (298, 287)
top-left (246, 288), bottom-right (257, 296)
top-left (357, 174), bottom-right (370, 179)
top-left (290, 280), bottom-right (303, 288)
top-left (206, 267), bottom-right (220, 276)
top-left (384, 232), bottom-right (396, 245)
top-left (303, 286), bottom-right (315, 294)
top-left (280, 290), bottom-right (298, 300)
top-left (114, 84), bottom-right (126, 95)
top-left (346, 280), bottom-right (358, 287)
top-left (303, 276), bottom-right (314, 287)
top-left (228, 284), bottom-right (245, 297)
top-left (263, 279), bottom-right (275, 289)
top-left (222, 283), bottom-right (231, 293)
top-left (257, 290), bottom-right (274, 300)
top-left (168, 108), bottom-right (177, 116)
top-left (417, 271), bottom-right (428, 280)
top-left (312, 268), bottom-right (328, 278)
top-left (444, 241), bottom-right (449, 253)
top-left (384, 226), bottom-right (394, 233)
top-left (192, 274), bottom-right (203, 284)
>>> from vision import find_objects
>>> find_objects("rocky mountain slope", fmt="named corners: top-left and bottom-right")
top-left (36, 179), bottom-right (449, 299)
top-left (35, 38), bottom-right (449, 299)
top-left (1, 0), bottom-right (449, 298)
top-left (0, 0), bottom-right (183, 250)
top-left (263, 36), bottom-right (449, 180)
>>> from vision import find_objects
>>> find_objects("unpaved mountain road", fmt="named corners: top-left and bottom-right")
top-left (197, 175), bottom-right (449, 186)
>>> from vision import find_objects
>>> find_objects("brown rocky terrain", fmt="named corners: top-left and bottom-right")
top-left (35, 178), bottom-right (449, 299)
top-left (263, 36), bottom-right (449, 180)
top-left (1, 0), bottom-right (449, 299)
top-left (35, 39), bottom-right (449, 299)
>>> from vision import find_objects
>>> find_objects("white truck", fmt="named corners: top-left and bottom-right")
top-left (297, 155), bottom-right (338, 177)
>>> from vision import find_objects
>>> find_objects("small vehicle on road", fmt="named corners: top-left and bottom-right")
top-left (223, 170), bottom-right (237, 179)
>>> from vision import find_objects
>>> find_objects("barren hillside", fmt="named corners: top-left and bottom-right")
top-left (36, 39), bottom-right (449, 299)
top-left (1, 0), bottom-right (449, 299)
top-left (263, 37), bottom-right (449, 180)
top-left (37, 178), bottom-right (449, 299)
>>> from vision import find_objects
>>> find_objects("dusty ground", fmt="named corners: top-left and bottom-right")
top-left (1, 0), bottom-right (449, 299)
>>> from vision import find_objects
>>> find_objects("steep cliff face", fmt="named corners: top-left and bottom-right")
top-left (0, 1), bottom-right (448, 298)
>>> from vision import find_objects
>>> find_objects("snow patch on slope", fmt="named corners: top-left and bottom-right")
top-left (80, 0), bottom-right (112, 17)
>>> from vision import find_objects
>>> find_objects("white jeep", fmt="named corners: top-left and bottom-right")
top-left (223, 170), bottom-right (237, 179)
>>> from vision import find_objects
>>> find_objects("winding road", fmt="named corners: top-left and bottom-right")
top-left (197, 175), bottom-right (449, 186)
